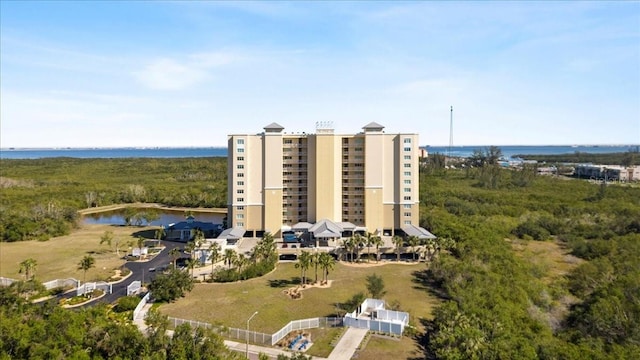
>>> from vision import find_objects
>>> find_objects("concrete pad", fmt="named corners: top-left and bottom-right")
top-left (327, 327), bottom-right (368, 360)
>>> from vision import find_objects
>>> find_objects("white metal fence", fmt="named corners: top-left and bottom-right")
top-left (127, 281), bottom-right (141, 296)
top-left (0, 277), bottom-right (17, 287)
top-left (133, 292), bottom-right (151, 321)
top-left (43, 278), bottom-right (79, 290)
top-left (165, 316), bottom-right (343, 347)
top-left (77, 281), bottom-right (112, 296)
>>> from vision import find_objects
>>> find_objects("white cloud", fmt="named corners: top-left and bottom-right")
top-left (133, 58), bottom-right (210, 90)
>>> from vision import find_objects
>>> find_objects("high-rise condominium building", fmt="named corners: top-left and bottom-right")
top-left (227, 122), bottom-right (419, 237)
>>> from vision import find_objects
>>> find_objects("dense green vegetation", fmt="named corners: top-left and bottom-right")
top-left (514, 150), bottom-right (640, 165)
top-left (1, 155), bottom-right (639, 358)
top-left (418, 165), bottom-right (640, 359)
top-left (0, 157), bottom-right (227, 241)
top-left (0, 284), bottom-right (242, 359)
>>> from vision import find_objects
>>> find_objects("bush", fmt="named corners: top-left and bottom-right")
top-left (114, 295), bottom-right (141, 312)
top-left (512, 220), bottom-right (551, 241)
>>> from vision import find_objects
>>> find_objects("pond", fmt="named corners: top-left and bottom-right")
top-left (82, 208), bottom-right (225, 226)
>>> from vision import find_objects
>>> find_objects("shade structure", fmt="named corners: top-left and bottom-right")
top-left (402, 224), bottom-right (436, 239)
top-left (217, 227), bottom-right (246, 240)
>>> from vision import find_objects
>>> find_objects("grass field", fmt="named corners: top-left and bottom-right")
top-left (0, 224), bottom-right (153, 282)
top-left (160, 260), bottom-right (440, 359)
top-left (511, 238), bottom-right (583, 284)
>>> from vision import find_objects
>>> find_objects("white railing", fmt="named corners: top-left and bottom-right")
top-left (133, 292), bottom-right (151, 321)
top-left (127, 281), bottom-right (141, 296)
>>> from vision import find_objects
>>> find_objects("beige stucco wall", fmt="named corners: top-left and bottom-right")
top-left (311, 134), bottom-right (341, 222)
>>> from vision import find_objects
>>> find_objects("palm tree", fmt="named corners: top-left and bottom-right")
top-left (19, 258), bottom-right (37, 281)
top-left (233, 255), bottom-right (248, 278)
top-left (340, 238), bottom-right (351, 262)
top-left (372, 235), bottom-right (384, 263)
top-left (186, 258), bottom-right (198, 277)
top-left (423, 237), bottom-right (436, 261)
top-left (208, 242), bottom-right (221, 276)
top-left (137, 236), bottom-right (146, 259)
top-left (295, 251), bottom-right (312, 285)
top-left (223, 248), bottom-right (236, 269)
top-left (408, 236), bottom-right (420, 261)
top-left (364, 233), bottom-right (374, 263)
top-left (154, 227), bottom-right (166, 241)
top-left (100, 230), bottom-right (113, 250)
top-left (352, 234), bottom-right (364, 262)
top-left (318, 252), bottom-right (336, 283)
top-left (365, 232), bottom-right (382, 263)
top-left (78, 255), bottom-right (95, 284)
top-left (169, 247), bottom-right (181, 269)
top-left (392, 235), bottom-right (404, 262)
top-left (312, 251), bottom-right (321, 283)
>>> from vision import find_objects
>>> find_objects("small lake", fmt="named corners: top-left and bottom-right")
top-left (82, 209), bottom-right (225, 226)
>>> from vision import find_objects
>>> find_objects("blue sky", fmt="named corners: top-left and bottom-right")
top-left (1, 1), bottom-right (639, 148)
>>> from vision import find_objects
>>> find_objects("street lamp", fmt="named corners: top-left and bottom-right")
top-left (246, 311), bottom-right (258, 359)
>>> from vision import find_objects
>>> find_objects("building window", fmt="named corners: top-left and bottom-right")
top-left (237, 148), bottom-right (244, 153)
top-left (237, 173), bottom-right (244, 177)
top-left (403, 204), bottom-right (411, 209)
top-left (404, 163), bottom-right (411, 168)
top-left (237, 181), bottom-right (244, 186)
top-left (237, 164), bottom-right (244, 169)
top-left (404, 155), bottom-right (411, 160)
top-left (404, 171), bottom-right (411, 176)
top-left (237, 156), bottom-right (244, 161)
top-left (237, 222), bottom-right (244, 226)
top-left (404, 188), bottom-right (411, 192)
top-left (237, 197), bottom-right (244, 202)
top-left (404, 147), bottom-right (411, 152)
top-left (404, 179), bottom-right (411, 184)
top-left (236, 214), bottom-right (244, 219)
top-left (404, 220), bottom-right (411, 225)
top-left (237, 206), bottom-right (244, 210)
top-left (404, 196), bottom-right (411, 200)
top-left (237, 189), bottom-right (244, 194)
top-left (404, 138), bottom-right (411, 143)
top-left (237, 139), bottom-right (244, 145)
top-left (284, 139), bottom-right (293, 144)
top-left (404, 212), bottom-right (411, 217)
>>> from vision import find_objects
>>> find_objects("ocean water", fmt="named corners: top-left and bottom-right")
top-left (425, 145), bottom-right (639, 159)
top-left (0, 147), bottom-right (226, 159)
top-left (0, 145), bottom-right (637, 160)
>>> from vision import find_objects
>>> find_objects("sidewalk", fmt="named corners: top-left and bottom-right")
top-left (327, 327), bottom-right (368, 360)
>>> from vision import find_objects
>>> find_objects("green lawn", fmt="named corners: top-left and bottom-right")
top-left (0, 224), bottom-right (152, 282)
top-left (159, 261), bottom-right (440, 334)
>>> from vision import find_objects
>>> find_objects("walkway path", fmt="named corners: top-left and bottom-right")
top-left (134, 303), bottom-right (368, 359)
top-left (326, 327), bottom-right (368, 360)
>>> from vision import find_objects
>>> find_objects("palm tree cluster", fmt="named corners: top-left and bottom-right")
top-left (296, 251), bottom-right (335, 285)
top-left (211, 233), bottom-right (278, 282)
top-left (341, 232), bottom-right (384, 263)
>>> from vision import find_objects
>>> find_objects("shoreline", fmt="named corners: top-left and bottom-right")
top-left (78, 203), bottom-right (227, 216)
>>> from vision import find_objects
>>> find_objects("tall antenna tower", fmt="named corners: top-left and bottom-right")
top-left (448, 106), bottom-right (453, 159)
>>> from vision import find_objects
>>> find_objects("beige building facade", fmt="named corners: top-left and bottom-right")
top-left (227, 122), bottom-right (420, 237)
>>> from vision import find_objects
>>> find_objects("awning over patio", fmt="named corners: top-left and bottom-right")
top-left (217, 227), bottom-right (246, 240)
top-left (402, 224), bottom-right (437, 239)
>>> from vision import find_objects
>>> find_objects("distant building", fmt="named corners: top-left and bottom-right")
top-left (227, 122), bottom-right (420, 238)
top-left (574, 165), bottom-right (640, 182)
top-left (165, 215), bottom-right (222, 242)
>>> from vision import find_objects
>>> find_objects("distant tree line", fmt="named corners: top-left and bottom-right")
top-left (515, 150), bottom-right (640, 166)
top-left (0, 157), bottom-right (227, 242)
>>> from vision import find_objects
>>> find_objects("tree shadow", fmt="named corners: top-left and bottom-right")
top-left (411, 269), bottom-right (450, 301)
top-left (132, 229), bottom-right (156, 239)
top-left (405, 317), bottom-right (437, 360)
top-left (268, 277), bottom-right (300, 288)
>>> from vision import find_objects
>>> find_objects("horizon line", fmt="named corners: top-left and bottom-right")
top-left (2, 144), bottom-right (640, 151)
